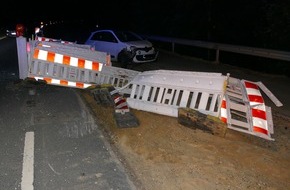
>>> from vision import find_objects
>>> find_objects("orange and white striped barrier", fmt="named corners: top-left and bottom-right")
top-left (30, 39), bottom-right (109, 65)
top-left (33, 49), bottom-right (103, 71)
top-left (27, 38), bottom-right (138, 92)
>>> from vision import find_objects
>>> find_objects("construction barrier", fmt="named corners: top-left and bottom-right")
top-left (25, 38), bottom-right (140, 90)
top-left (17, 36), bottom-right (283, 140)
top-left (221, 77), bottom-right (282, 140)
top-left (97, 66), bottom-right (140, 94)
top-left (123, 70), bottom-right (228, 117)
top-left (26, 39), bottom-right (101, 89)
top-left (30, 40), bottom-right (108, 65)
top-left (120, 70), bottom-right (281, 140)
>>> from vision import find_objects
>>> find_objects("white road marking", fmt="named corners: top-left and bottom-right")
top-left (21, 132), bottom-right (34, 190)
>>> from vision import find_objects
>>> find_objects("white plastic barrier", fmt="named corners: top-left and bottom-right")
top-left (125, 70), bottom-right (228, 117)
top-left (221, 77), bottom-right (278, 140)
top-left (35, 36), bottom-right (74, 44)
top-left (98, 66), bottom-right (140, 94)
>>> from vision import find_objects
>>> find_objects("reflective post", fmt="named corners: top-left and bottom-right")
top-left (16, 36), bottom-right (28, 79)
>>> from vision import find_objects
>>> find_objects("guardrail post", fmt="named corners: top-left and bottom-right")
top-left (214, 48), bottom-right (220, 64)
top-left (171, 42), bottom-right (175, 53)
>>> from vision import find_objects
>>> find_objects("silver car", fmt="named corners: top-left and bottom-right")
top-left (85, 29), bottom-right (159, 67)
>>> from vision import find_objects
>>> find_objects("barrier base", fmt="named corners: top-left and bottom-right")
top-left (91, 88), bottom-right (115, 106)
top-left (178, 108), bottom-right (227, 137)
top-left (114, 112), bottom-right (139, 128)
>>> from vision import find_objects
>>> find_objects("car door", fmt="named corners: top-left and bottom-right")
top-left (88, 31), bottom-right (122, 61)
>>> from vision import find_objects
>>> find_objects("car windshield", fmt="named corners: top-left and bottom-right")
top-left (114, 31), bottom-right (143, 42)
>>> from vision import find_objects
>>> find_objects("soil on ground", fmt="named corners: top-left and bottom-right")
top-left (79, 88), bottom-right (290, 190)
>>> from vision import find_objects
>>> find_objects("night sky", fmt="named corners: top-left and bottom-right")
top-left (1, 0), bottom-right (289, 50)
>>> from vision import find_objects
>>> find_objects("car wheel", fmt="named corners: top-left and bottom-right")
top-left (118, 50), bottom-right (133, 68)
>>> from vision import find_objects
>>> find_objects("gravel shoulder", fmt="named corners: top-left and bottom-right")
top-left (79, 88), bottom-right (290, 190)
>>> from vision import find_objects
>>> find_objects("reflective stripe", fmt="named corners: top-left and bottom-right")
top-left (113, 94), bottom-right (130, 113)
top-left (220, 97), bottom-right (227, 123)
top-left (244, 81), bottom-right (259, 89)
top-left (244, 81), bottom-right (268, 136)
top-left (32, 76), bottom-right (93, 89)
top-left (252, 116), bottom-right (268, 135)
top-left (33, 49), bottom-right (103, 71)
top-left (251, 108), bottom-right (266, 120)
top-left (36, 36), bottom-right (73, 44)
top-left (248, 95), bottom-right (264, 105)
top-left (253, 126), bottom-right (268, 135)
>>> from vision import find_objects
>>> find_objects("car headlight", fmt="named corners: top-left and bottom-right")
top-left (129, 46), bottom-right (137, 52)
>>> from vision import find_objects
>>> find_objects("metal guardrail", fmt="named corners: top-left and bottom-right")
top-left (142, 35), bottom-right (290, 63)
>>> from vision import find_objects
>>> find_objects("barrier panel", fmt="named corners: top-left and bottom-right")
top-left (35, 36), bottom-right (74, 44)
top-left (26, 38), bottom-right (139, 90)
top-left (28, 58), bottom-right (99, 88)
top-left (124, 70), bottom-right (228, 117)
top-left (28, 39), bottom-right (95, 87)
top-left (31, 40), bottom-right (108, 65)
top-left (221, 77), bottom-right (277, 140)
top-left (98, 66), bottom-right (140, 94)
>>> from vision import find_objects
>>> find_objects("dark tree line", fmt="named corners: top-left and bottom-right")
top-left (118, 0), bottom-right (290, 51)
top-left (2, 0), bottom-right (289, 51)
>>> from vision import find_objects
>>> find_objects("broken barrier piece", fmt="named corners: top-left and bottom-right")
top-left (114, 112), bottom-right (139, 128)
top-left (91, 88), bottom-right (115, 106)
top-left (178, 107), bottom-right (227, 137)
top-left (90, 85), bottom-right (139, 128)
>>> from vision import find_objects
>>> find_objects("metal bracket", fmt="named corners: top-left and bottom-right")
top-left (256, 81), bottom-right (283, 107)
